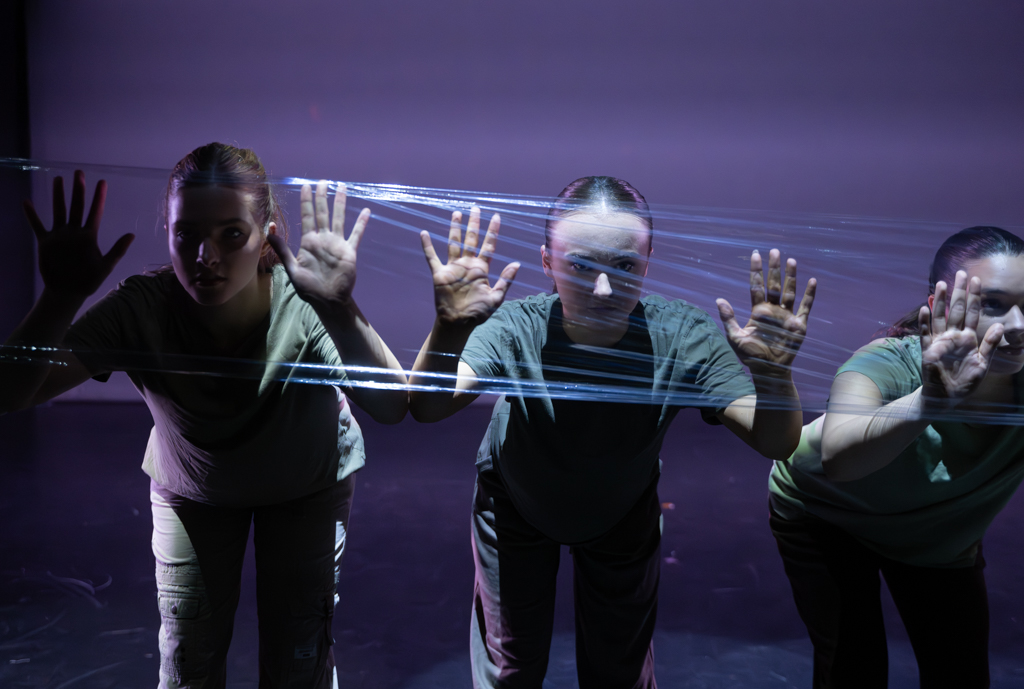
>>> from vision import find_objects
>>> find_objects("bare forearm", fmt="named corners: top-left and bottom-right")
top-left (313, 299), bottom-right (408, 424)
top-left (409, 318), bottom-right (475, 422)
top-left (0, 289), bottom-right (85, 412)
top-left (750, 374), bottom-right (803, 460)
top-left (821, 389), bottom-right (930, 481)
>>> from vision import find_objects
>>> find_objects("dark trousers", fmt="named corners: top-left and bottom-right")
top-left (152, 476), bottom-right (355, 689)
top-left (769, 506), bottom-right (990, 689)
top-left (470, 470), bottom-right (660, 689)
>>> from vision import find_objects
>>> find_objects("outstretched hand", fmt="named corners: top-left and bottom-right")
top-left (420, 206), bottom-right (520, 327)
top-left (716, 249), bottom-right (817, 377)
top-left (23, 171), bottom-right (134, 298)
top-left (918, 271), bottom-right (1003, 411)
top-left (268, 181), bottom-right (368, 311)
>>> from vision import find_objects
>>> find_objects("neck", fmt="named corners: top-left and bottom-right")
top-left (186, 271), bottom-right (273, 350)
top-left (560, 310), bottom-right (630, 347)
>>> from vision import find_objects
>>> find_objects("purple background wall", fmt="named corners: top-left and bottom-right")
top-left (11, 0), bottom-right (1024, 400)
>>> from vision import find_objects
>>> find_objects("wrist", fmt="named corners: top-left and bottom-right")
top-left (311, 294), bottom-right (358, 319)
top-left (434, 316), bottom-right (477, 339)
top-left (38, 287), bottom-right (89, 312)
top-left (751, 367), bottom-right (796, 391)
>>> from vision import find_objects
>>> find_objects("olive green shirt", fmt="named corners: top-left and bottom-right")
top-left (770, 336), bottom-right (1024, 567)
top-left (462, 293), bottom-right (755, 544)
top-left (64, 265), bottom-right (365, 507)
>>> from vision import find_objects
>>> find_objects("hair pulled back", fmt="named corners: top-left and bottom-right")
top-left (164, 142), bottom-right (287, 272)
top-left (885, 226), bottom-right (1024, 338)
top-left (544, 176), bottom-right (653, 249)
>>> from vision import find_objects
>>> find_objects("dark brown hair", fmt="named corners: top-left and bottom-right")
top-left (544, 176), bottom-right (653, 249)
top-left (164, 142), bottom-right (287, 272)
top-left (883, 226), bottom-right (1024, 338)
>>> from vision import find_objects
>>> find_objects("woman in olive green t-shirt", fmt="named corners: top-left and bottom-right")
top-left (769, 226), bottom-right (1024, 689)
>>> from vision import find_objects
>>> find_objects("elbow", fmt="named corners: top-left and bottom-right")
top-left (367, 394), bottom-right (409, 425)
top-left (408, 392), bottom-right (458, 424)
top-left (369, 407), bottom-right (407, 425)
top-left (408, 402), bottom-right (444, 424)
top-left (754, 427), bottom-right (801, 462)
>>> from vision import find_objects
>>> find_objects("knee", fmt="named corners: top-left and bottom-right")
top-left (156, 562), bottom-right (218, 688)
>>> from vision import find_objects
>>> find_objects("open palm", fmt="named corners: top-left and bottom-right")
top-left (717, 249), bottom-right (817, 377)
top-left (919, 271), bottom-right (1004, 410)
top-left (25, 171), bottom-right (134, 298)
top-left (420, 206), bottom-right (519, 327)
top-left (268, 181), bottom-right (367, 310)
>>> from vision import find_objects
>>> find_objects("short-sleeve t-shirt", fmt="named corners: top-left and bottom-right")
top-left (769, 336), bottom-right (1024, 567)
top-left (461, 293), bottom-right (755, 544)
top-left (63, 265), bottom-right (365, 507)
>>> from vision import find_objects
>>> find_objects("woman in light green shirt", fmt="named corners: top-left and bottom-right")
top-left (1, 144), bottom-right (408, 688)
top-left (769, 226), bottom-right (1024, 689)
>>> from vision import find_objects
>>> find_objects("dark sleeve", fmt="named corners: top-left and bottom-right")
top-left (460, 308), bottom-right (517, 380)
top-left (835, 337), bottom-right (921, 403)
top-left (62, 282), bottom-right (141, 382)
top-left (675, 311), bottom-right (756, 424)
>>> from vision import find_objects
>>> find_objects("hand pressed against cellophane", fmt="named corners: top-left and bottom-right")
top-left (716, 249), bottom-right (817, 377)
top-left (918, 271), bottom-right (1004, 411)
top-left (268, 180), bottom-right (368, 309)
top-left (419, 206), bottom-right (520, 327)
top-left (23, 171), bottom-right (134, 298)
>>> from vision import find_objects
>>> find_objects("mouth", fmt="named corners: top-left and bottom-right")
top-left (997, 345), bottom-right (1024, 357)
top-left (193, 275), bottom-right (226, 287)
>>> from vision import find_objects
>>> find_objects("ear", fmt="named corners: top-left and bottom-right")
top-left (927, 293), bottom-right (934, 311)
top-left (642, 246), bottom-right (653, 278)
top-left (541, 244), bottom-right (553, 279)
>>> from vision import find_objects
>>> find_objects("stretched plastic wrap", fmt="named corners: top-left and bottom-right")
top-left (2, 157), bottom-right (1020, 424)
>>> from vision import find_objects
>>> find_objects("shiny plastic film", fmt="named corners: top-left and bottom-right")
top-left (2, 157), bottom-right (1022, 426)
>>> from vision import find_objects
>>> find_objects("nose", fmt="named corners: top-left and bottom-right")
top-left (198, 237), bottom-right (219, 266)
top-left (1003, 305), bottom-right (1024, 339)
top-left (593, 272), bottom-right (613, 298)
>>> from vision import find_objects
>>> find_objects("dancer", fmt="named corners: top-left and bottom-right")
top-left (0, 143), bottom-right (407, 688)
top-left (410, 176), bottom-right (817, 688)
top-left (770, 226), bottom-right (1024, 688)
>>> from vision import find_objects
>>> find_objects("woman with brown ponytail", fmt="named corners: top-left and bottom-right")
top-left (0, 143), bottom-right (407, 688)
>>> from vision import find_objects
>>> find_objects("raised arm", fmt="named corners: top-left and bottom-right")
top-left (267, 181), bottom-right (407, 424)
top-left (409, 207), bottom-right (519, 423)
top-left (821, 271), bottom-right (1003, 481)
top-left (0, 172), bottom-right (134, 414)
top-left (715, 249), bottom-right (817, 460)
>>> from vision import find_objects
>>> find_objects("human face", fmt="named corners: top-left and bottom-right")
top-left (168, 186), bottom-right (271, 307)
top-left (542, 210), bottom-right (651, 339)
top-left (931, 254), bottom-right (1024, 375)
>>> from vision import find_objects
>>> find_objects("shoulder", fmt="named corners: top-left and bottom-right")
top-left (90, 271), bottom-right (175, 312)
top-left (464, 294), bottom-right (554, 359)
top-left (838, 336), bottom-right (921, 397)
top-left (641, 295), bottom-right (718, 337)
top-left (843, 336), bottom-right (921, 371)
top-left (489, 293), bottom-right (556, 329)
top-left (269, 265), bottom-right (315, 321)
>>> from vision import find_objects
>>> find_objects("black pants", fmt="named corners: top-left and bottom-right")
top-left (769, 506), bottom-right (989, 689)
top-left (470, 470), bottom-right (661, 689)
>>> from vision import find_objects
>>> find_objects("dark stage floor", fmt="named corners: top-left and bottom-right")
top-left (2, 401), bottom-right (1023, 688)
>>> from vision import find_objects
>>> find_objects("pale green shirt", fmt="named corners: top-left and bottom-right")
top-left (770, 336), bottom-right (1024, 567)
top-left (64, 265), bottom-right (365, 507)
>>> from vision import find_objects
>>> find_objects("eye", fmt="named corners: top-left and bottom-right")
top-left (570, 262), bottom-right (590, 272)
top-left (224, 227), bottom-right (245, 239)
top-left (617, 262), bottom-right (635, 273)
top-left (174, 228), bottom-right (193, 239)
top-left (981, 299), bottom-right (1008, 313)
